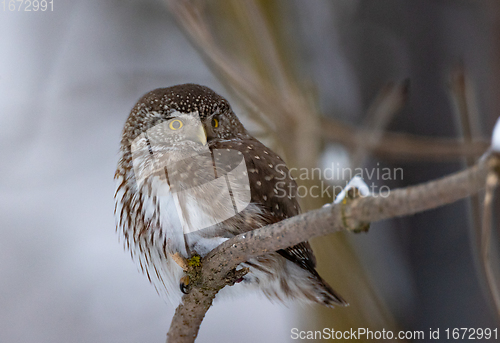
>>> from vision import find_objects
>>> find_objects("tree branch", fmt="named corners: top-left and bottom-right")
top-left (480, 166), bottom-right (500, 321)
top-left (166, 153), bottom-right (498, 343)
top-left (321, 117), bottom-right (489, 161)
top-left (350, 79), bottom-right (409, 167)
top-left (167, 0), bottom-right (490, 164)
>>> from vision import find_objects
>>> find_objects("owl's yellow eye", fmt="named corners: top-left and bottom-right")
top-left (212, 118), bottom-right (219, 128)
top-left (169, 119), bottom-right (183, 130)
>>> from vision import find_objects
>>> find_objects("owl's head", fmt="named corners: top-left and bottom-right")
top-left (122, 84), bottom-right (249, 154)
top-left (121, 84), bottom-right (251, 185)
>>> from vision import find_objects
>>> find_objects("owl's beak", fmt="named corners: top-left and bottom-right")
top-left (197, 126), bottom-right (207, 146)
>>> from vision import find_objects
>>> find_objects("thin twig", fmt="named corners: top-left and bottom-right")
top-left (166, 154), bottom-right (495, 343)
top-left (351, 79), bottom-right (409, 167)
top-left (448, 65), bottom-right (491, 309)
top-left (166, 0), bottom-right (291, 130)
top-left (449, 65), bottom-right (483, 240)
top-left (167, 0), bottom-right (489, 163)
top-left (480, 161), bottom-right (500, 321)
top-left (237, 0), bottom-right (294, 97)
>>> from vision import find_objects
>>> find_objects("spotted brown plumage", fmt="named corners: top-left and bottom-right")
top-left (115, 83), bottom-right (347, 307)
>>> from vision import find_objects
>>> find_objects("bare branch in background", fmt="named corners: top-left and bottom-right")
top-left (167, 0), bottom-right (490, 163)
top-left (166, 0), bottom-right (291, 133)
top-left (480, 166), bottom-right (500, 321)
top-left (166, 154), bottom-right (498, 343)
top-left (448, 66), bottom-right (483, 247)
top-left (447, 65), bottom-right (500, 318)
top-left (237, 0), bottom-right (295, 97)
top-left (351, 79), bottom-right (409, 167)
top-left (321, 118), bottom-right (489, 160)
top-left (449, 64), bottom-right (483, 159)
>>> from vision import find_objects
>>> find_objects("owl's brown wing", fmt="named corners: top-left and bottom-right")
top-left (210, 138), bottom-right (319, 274)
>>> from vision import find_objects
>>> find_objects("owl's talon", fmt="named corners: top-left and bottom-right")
top-left (170, 252), bottom-right (189, 271)
top-left (180, 275), bottom-right (190, 294)
top-left (352, 222), bottom-right (371, 233)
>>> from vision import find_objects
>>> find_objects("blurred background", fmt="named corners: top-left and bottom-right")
top-left (1, 0), bottom-right (499, 342)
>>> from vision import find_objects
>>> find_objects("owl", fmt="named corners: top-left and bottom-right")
top-left (114, 83), bottom-right (347, 307)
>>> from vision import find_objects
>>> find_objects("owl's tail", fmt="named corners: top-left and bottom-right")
top-left (313, 275), bottom-right (349, 307)
top-left (239, 253), bottom-right (348, 308)
top-left (279, 263), bottom-right (348, 307)
top-left (277, 251), bottom-right (349, 308)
